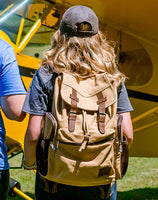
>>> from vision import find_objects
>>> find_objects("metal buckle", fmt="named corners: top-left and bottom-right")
top-left (69, 110), bottom-right (77, 114)
top-left (99, 112), bottom-right (106, 115)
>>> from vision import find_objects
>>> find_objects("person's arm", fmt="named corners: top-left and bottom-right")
top-left (120, 112), bottom-right (133, 149)
top-left (24, 114), bottom-right (44, 167)
top-left (0, 94), bottom-right (26, 121)
top-left (22, 68), bottom-right (55, 168)
top-left (0, 40), bottom-right (26, 121)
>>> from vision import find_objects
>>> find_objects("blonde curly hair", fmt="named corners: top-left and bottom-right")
top-left (40, 30), bottom-right (126, 84)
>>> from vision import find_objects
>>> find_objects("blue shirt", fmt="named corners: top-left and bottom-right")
top-left (0, 38), bottom-right (26, 170)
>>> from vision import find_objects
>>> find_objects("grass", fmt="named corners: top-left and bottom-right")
top-left (8, 152), bottom-right (35, 200)
top-left (8, 153), bottom-right (158, 200)
top-left (117, 157), bottom-right (158, 200)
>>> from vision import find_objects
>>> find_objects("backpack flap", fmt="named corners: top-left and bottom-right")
top-left (60, 72), bottom-right (117, 111)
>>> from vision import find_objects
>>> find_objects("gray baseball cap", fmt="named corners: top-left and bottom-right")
top-left (60, 5), bottom-right (99, 37)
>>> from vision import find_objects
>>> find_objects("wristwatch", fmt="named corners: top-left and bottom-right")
top-left (22, 158), bottom-right (37, 170)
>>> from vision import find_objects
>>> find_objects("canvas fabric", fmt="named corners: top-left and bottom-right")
top-left (37, 72), bottom-right (123, 186)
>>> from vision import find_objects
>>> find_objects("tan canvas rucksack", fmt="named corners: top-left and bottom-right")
top-left (36, 72), bottom-right (129, 187)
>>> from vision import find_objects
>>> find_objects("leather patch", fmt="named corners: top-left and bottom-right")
top-left (98, 166), bottom-right (111, 176)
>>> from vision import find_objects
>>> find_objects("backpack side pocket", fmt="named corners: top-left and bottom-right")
top-left (36, 112), bottom-right (57, 176)
top-left (115, 114), bottom-right (129, 179)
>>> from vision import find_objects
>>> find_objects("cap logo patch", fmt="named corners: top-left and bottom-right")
top-left (77, 22), bottom-right (92, 32)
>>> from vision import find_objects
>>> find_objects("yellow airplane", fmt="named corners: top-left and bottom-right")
top-left (1, 0), bottom-right (158, 157)
top-left (0, 0), bottom-right (158, 198)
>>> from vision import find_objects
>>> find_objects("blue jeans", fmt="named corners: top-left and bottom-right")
top-left (35, 172), bottom-right (117, 200)
top-left (107, 181), bottom-right (117, 200)
top-left (0, 169), bottom-right (9, 200)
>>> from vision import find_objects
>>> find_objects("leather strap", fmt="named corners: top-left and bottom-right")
top-left (97, 92), bottom-right (107, 134)
top-left (69, 88), bottom-right (79, 132)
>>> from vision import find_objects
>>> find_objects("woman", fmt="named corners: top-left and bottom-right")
top-left (22, 5), bottom-right (133, 200)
